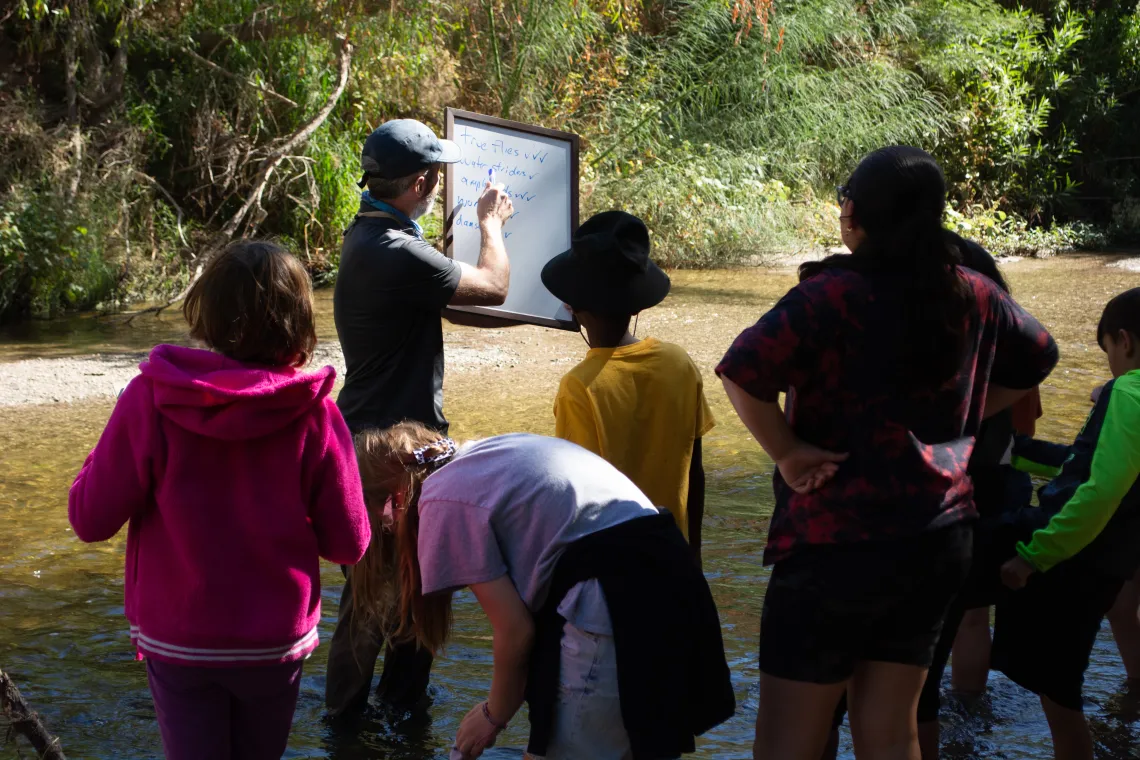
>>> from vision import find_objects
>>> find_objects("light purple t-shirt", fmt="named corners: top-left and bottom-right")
top-left (416, 434), bottom-right (661, 633)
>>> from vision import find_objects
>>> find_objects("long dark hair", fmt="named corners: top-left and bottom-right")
top-left (800, 146), bottom-right (975, 387)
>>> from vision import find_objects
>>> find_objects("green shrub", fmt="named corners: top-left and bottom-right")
top-left (590, 144), bottom-right (839, 267)
top-left (1, 0), bottom-right (1137, 317)
top-left (0, 190), bottom-right (118, 319)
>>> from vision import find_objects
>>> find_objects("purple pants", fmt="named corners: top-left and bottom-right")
top-left (146, 658), bottom-right (303, 760)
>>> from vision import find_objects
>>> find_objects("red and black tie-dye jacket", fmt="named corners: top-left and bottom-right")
top-left (716, 267), bottom-right (1059, 565)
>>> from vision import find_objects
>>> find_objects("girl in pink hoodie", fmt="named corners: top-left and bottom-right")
top-left (69, 241), bottom-right (371, 760)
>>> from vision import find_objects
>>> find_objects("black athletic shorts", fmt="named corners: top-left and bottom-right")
top-left (913, 510), bottom-right (1040, 721)
top-left (759, 523), bottom-right (972, 684)
top-left (992, 557), bottom-right (1124, 711)
top-left (832, 505), bottom-right (1046, 728)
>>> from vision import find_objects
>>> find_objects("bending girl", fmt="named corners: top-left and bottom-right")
top-left (351, 425), bottom-right (735, 760)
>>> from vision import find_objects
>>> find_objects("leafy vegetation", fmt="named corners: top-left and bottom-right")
top-left (1, 0), bottom-right (1138, 320)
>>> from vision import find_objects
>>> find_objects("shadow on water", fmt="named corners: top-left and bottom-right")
top-left (3, 257), bottom-right (1140, 758)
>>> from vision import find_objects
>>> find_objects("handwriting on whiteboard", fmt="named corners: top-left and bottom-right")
top-left (457, 128), bottom-right (550, 162)
top-left (453, 127), bottom-right (550, 241)
top-left (446, 113), bottom-right (574, 325)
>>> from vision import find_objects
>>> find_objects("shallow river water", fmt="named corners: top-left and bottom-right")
top-left (3, 256), bottom-right (1140, 759)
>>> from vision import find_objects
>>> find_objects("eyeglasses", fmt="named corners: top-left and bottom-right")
top-left (835, 185), bottom-right (850, 206)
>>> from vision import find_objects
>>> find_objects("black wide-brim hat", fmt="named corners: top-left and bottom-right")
top-left (541, 210), bottom-right (671, 315)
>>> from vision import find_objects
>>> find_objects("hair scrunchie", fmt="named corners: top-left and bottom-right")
top-left (411, 438), bottom-right (458, 468)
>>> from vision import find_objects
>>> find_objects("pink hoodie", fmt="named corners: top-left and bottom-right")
top-left (69, 344), bottom-right (370, 667)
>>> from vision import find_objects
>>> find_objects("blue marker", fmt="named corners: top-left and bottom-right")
top-left (488, 167), bottom-right (495, 186)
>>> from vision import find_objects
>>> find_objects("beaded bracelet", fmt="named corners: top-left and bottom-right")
top-left (481, 701), bottom-right (509, 732)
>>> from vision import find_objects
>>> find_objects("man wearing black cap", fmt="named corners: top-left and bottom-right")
top-left (327, 119), bottom-right (513, 716)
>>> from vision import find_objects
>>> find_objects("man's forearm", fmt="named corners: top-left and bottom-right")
top-left (478, 220), bottom-right (510, 295)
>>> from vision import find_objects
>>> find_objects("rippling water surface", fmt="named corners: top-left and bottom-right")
top-left (3, 256), bottom-right (1140, 758)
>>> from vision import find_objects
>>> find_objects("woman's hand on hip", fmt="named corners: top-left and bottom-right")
top-left (776, 442), bottom-right (848, 494)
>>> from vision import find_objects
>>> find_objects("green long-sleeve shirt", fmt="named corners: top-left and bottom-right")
top-left (1017, 369), bottom-right (1140, 573)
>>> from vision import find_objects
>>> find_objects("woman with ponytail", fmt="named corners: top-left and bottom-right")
top-left (716, 146), bottom-right (1059, 760)
top-left (823, 235), bottom-right (1053, 760)
top-left (351, 425), bottom-right (734, 760)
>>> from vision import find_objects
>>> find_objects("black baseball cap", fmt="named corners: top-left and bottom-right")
top-left (358, 119), bottom-right (462, 187)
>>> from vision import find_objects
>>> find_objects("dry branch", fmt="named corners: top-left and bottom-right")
top-left (215, 35), bottom-right (353, 244)
top-left (122, 35), bottom-right (354, 323)
top-left (0, 669), bottom-right (67, 760)
top-left (133, 171), bottom-right (189, 247)
top-left (174, 45), bottom-right (299, 108)
top-left (194, 2), bottom-right (390, 52)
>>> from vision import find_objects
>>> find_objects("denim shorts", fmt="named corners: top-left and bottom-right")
top-left (528, 620), bottom-right (679, 760)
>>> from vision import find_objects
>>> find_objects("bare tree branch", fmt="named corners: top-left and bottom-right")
top-left (121, 35), bottom-right (353, 323)
top-left (174, 44), bottom-right (298, 108)
top-left (213, 34), bottom-right (352, 245)
top-left (63, 0), bottom-right (85, 203)
top-left (133, 171), bottom-right (189, 247)
top-left (1, 669), bottom-right (67, 760)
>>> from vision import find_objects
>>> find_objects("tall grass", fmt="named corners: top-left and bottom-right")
top-left (584, 0), bottom-right (949, 265)
top-left (597, 0), bottom-right (946, 186)
top-left (1, 0), bottom-right (1137, 319)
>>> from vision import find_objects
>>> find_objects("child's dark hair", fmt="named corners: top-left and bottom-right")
top-left (183, 240), bottom-right (317, 367)
top-left (948, 232), bottom-right (1009, 294)
top-left (1097, 287), bottom-right (1140, 349)
top-left (799, 146), bottom-right (975, 386)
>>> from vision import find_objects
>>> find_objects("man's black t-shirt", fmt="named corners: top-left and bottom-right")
top-left (334, 207), bottom-right (461, 434)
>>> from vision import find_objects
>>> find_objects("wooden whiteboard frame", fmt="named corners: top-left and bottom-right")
top-left (444, 108), bottom-right (580, 331)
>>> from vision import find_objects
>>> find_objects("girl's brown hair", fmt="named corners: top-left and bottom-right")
top-left (352, 422), bottom-right (455, 653)
top-left (183, 240), bottom-right (317, 368)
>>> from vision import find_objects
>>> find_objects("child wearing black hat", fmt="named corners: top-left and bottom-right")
top-left (541, 211), bottom-right (714, 564)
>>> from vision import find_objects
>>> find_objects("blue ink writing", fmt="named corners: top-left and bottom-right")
top-left (457, 127), bottom-right (487, 152)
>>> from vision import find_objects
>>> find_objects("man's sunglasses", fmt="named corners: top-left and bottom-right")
top-left (835, 185), bottom-right (850, 206)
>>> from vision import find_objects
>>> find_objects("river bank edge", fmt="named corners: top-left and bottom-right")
top-left (4, 251), bottom-right (1140, 409)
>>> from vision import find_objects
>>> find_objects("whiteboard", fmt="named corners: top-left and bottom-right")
top-left (444, 108), bottom-right (579, 330)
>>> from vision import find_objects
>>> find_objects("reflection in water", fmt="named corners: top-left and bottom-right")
top-left (2, 256), bottom-right (1140, 758)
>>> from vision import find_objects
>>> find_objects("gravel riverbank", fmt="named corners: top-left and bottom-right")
top-left (0, 343), bottom-right (521, 407)
top-left (4, 253), bottom-right (1134, 410)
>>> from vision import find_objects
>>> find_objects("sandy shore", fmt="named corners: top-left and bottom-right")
top-left (3, 253), bottom-right (1137, 410)
top-left (0, 342), bottom-right (522, 407)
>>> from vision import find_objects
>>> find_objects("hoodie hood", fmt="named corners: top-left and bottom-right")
top-left (140, 344), bottom-right (336, 441)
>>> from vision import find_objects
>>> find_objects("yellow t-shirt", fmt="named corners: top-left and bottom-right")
top-left (553, 338), bottom-right (715, 540)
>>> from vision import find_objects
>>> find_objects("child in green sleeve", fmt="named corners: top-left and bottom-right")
top-left (995, 287), bottom-right (1140, 760)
